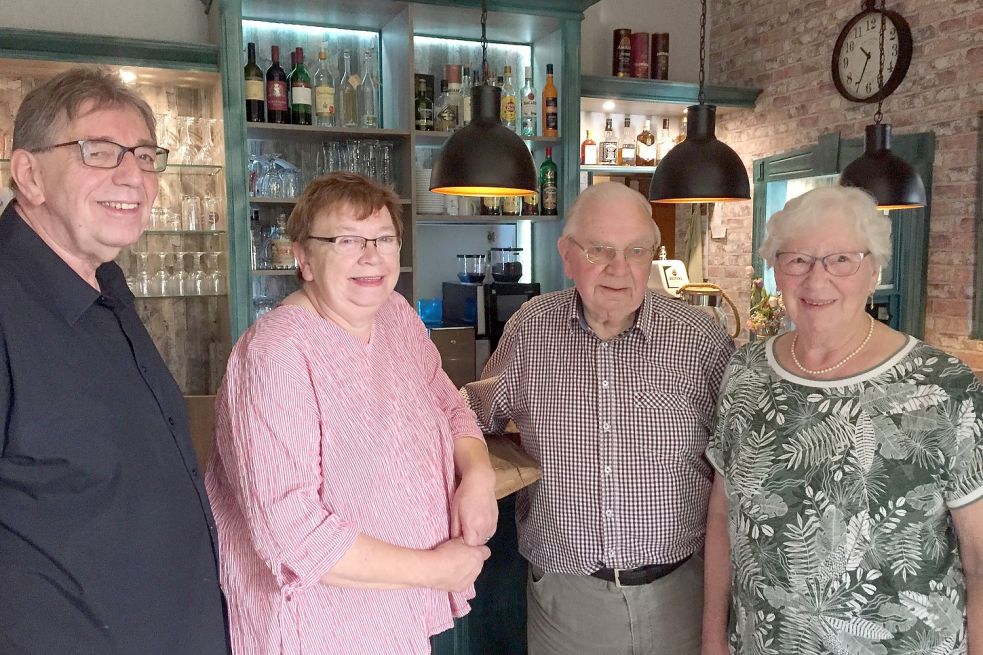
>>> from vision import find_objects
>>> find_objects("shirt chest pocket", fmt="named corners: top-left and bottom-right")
top-left (628, 369), bottom-right (709, 455)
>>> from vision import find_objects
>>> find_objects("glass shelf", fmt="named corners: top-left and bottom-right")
top-left (143, 229), bottom-right (227, 235)
top-left (414, 213), bottom-right (557, 224)
top-left (246, 124), bottom-right (410, 140)
top-left (251, 196), bottom-right (412, 205)
top-left (253, 269), bottom-right (297, 276)
top-left (134, 292), bottom-right (228, 299)
top-left (0, 160), bottom-right (222, 176)
top-left (580, 164), bottom-right (657, 176)
top-left (413, 131), bottom-right (561, 147)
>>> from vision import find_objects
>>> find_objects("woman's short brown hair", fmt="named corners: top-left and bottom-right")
top-left (287, 171), bottom-right (403, 243)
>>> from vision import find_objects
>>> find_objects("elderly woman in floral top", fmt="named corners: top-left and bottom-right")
top-left (702, 185), bottom-right (983, 655)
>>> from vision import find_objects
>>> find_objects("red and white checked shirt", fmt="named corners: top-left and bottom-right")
top-left (464, 288), bottom-right (734, 574)
top-left (205, 294), bottom-right (481, 655)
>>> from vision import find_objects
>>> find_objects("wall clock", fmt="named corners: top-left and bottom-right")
top-left (831, 3), bottom-right (913, 103)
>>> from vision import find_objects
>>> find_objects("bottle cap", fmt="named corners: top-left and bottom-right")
top-left (525, 66), bottom-right (532, 78)
top-left (504, 65), bottom-right (512, 75)
top-left (445, 64), bottom-right (462, 84)
top-left (546, 63), bottom-right (554, 74)
top-left (296, 47), bottom-right (304, 62)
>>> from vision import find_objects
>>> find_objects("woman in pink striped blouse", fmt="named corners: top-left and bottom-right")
top-left (205, 172), bottom-right (497, 654)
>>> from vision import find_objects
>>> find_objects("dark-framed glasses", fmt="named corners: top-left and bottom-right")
top-left (31, 139), bottom-right (169, 173)
top-left (308, 234), bottom-right (402, 255)
top-left (567, 236), bottom-right (655, 266)
top-left (775, 251), bottom-right (870, 277)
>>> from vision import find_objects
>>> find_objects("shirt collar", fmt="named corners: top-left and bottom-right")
top-left (565, 287), bottom-right (654, 343)
top-left (0, 203), bottom-right (134, 324)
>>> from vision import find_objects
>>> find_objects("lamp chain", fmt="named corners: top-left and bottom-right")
top-left (480, 0), bottom-right (489, 84)
top-left (698, 0), bottom-right (707, 104)
top-left (874, 0), bottom-right (886, 124)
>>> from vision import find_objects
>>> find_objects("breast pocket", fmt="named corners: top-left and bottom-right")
top-left (629, 368), bottom-right (709, 458)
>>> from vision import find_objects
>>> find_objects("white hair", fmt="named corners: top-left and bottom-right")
top-left (562, 182), bottom-right (660, 245)
top-left (759, 185), bottom-right (892, 268)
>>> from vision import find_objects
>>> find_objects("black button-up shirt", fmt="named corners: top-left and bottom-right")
top-left (0, 204), bottom-right (228, 654)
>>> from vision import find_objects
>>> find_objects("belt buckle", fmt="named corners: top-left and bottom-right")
top-left (613, 568), bottom-right (625, 588)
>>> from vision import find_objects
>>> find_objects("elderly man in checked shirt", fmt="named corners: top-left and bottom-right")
top-left (464, 182), bottom-right (734, 655)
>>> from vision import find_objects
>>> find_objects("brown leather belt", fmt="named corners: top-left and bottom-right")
top-left (590, 555), bottom-right (690, 587)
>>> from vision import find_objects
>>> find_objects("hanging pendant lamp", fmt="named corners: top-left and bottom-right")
top-left (649, 0), bottom-right (750, 203)
top-left (429, 2), bottom-right (537, 197)
top-left (839, 0), bottom-right (925, 210)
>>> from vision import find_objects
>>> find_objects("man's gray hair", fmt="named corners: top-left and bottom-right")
top-left (759, 185), bottom-right (892, 269)
top-left (10, 66), bottom-right (157, 191)
top-left (562, 182), bottom-right (660, 245)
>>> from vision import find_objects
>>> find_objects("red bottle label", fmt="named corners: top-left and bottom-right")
top-left (267, 81), bottom-right (288, 111)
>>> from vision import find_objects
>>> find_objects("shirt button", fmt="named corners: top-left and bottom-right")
top-left (604, 509), bottom-right (614, 518)
top-left (600, 343), bottom-right (608, 349)
top-left (603, 465), bottom-right (612, 475)
top-left (601, 380), bottom-right (609, 389)
top-left (608, 548), bottom-right (616, 557)
top-left (167, 416), bottom-right (175, 426)
top-left (140, 365), bottom-right (148, 374)
top-left (602, 422), bottom-right (610, 431)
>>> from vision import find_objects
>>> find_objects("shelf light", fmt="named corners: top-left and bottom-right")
top-left (602, 100), bottom-right (616, 112)
top-left (242, 19), bottom-right (377, 41)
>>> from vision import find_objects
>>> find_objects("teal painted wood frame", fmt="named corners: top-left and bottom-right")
top-left (0, 27), bottom-right (218, 71)
top-left (974, 110), bottom-right (983, 339)
top-left (410, 0), bottom-right (597, 21)
top-left (751, 130), bottom-right (934, 338)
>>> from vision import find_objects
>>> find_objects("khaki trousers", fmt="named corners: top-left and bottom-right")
top-left (526, 555), bottom-right (704, 655)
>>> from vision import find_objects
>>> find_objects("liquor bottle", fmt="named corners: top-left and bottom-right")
top-left (359, 49), bottom-right (380, 128)
top-left (675, 109), bottom-right (688, 144)
top-left (656, 117), bottom-right (674, 162)
top-left (502, 193), bottom-right (521, 216)
top-left (244, 42), bottom-right (265, 122)
top-left (339, 50), bottom-right (358, 128)
top-left (480, 196), bottom-right (502, 216)
top-left (265, 45), bottom-right (289, 124)
top-left (446, 65), bottom-right (464, 129)
top-left (500, 65), bottom-right (517, 130)
top-left (519, 66), bottom-right (537, 137)
top-left (580, 130), bottom-right (598, 165)
top-left (414, 76), bottom-right (434, 131)
top-left (542, 63), bottom-right (558, 137)
top-left (636, 119), bottom-right (656, 166)
top-left (599, 117), bottom-right (618, 165)
top-left (461, 66), bottom-right (473, 126)
top-left (618, 116), bottom-right (636, 166)
top-left (290, 48), bottom-right (312, 125)
top-left (539, 146), bottom-right (558, 215)
top-left (268, 213), bottom-right (295, 270)
top-left (313, 45), bottom-right (336, 127)
top-left (434, 80), bottom-right (455, 132)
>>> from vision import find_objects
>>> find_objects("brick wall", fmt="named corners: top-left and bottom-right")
top-left (705, 0), bottom-right (983, 374)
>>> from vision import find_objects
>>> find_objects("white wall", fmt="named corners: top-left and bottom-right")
top-left (0, 0), bottom-right (211, 44)
top-left (580, 0), bottom-right (701, 83)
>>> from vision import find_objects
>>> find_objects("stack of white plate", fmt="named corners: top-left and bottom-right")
top-left (415, 169), bottom-right (446, 215)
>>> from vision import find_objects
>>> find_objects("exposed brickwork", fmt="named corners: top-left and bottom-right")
top-left (706, 0), bottom-right (983, 375)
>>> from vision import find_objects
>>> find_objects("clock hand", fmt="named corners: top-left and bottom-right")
top-left (856, 53), bottom-right (871, 87)
top-left (860, 46), bottom-right (871, 58)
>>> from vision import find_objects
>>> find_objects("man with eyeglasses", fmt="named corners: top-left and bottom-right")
top-left (0, 68), bottom-right (229, 653)
top-left (463, 182), bottom-right (735, 654)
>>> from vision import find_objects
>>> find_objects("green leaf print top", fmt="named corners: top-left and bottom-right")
top-left (706, 337), bottom-right (983, 655)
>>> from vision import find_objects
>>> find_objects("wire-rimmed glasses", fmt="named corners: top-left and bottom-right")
top-left (774, 251), bottom-right (870, 277)
top-left (566, 236), bottom-right (655, 266)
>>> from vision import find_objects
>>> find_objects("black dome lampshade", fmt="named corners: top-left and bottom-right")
top-left (840, 123), bottom-right (926, 210)
top-left (429, 85), bottom-right (538, 197)
top-left (649, 104), bottom-right (750, 203)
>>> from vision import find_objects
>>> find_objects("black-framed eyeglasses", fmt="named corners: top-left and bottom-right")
top-left (308, 234), bottom-right (402, 255)
top-left (30, 139), bottom-right (169, 173)
top-left (775, 251), bottom-right (870, 277)
top-left (567, 236), bottom-right (655, 266)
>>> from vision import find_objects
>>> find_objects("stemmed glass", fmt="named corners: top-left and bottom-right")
top-left (170, 252), bottom-right (190, 296)
top-left (194, 118), bottom-right (217, 165)
top-left (256, 154), bottom-right (284, 198)
top-left (171, 117), bottom-right (197, 164)
top-left (134, 252), bottom-right (151, 297)
top-left (189, 252), bottom-right (207, 296)
top-left (247, 154), bottom-right (263, 196)
top-left (205, 252), bottom-right (226, 295)
top-left (151, 252), bottom-right (170, 296)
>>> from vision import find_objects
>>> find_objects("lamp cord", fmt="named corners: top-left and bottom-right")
top-left (874, 0), bottom-right (886, 124)
top-left (698, 0), bottom-right (706, 104)
top-left (480, 0), bottom-right (489, 85)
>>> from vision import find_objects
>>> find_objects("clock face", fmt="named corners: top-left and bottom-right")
top-left (832, 10), bottom-right (913, 103)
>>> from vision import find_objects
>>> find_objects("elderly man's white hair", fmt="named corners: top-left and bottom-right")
top-left (561, 182), bottom-right (661, 245)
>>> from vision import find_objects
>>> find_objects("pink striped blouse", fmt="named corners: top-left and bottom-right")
top-left (205, 293), bottom-right (482, 654)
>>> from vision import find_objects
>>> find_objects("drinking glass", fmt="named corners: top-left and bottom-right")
top-left (151, 206), bottom-right (167, 230)
top-left (345, 140), bottom-right (360, 174)
top-left (181, 195), bottom-right (202, 231)
top-left (171, 116), bottom-right (197, 164)
top-left (203, 195), bottom-right (220, 231)
top-left (151, 252), bottom-right (170, 296)
top-left (327, 141), bottom-right (341, 172)
top-left (283, 166), bottom-right (302, 199)
top-left (256, 155), bottom-right (283, 198)
top-left (194, 118), bottom-right (217, 165)
top-left (170, 251), bottom-right (190, 296)
top-left (247, 154), bottom-right (263, 196)
top-left (361, 140), bottom-right (379, 180)
top-left (189, 252), bottom-right (207, 295)
top-left (134, 252), bottom-right (151, 297)
top-left (315, 142), bottom-right (329, 177)
top-left (206, 252), bottom-right (226, 294)
top-left (380, 142), bottom-right (395, 187)
top-left (154, 113), bottom-right (170, 149)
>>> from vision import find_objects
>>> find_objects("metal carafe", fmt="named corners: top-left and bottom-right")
top-left (677, 283), bottom-right (741, 339)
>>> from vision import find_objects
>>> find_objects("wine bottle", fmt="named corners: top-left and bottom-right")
top-left (540, 146), bottom-right (558, 215)
top-left (265, 45), bottom-right (289, 124)
top-left (519, 66), bottom-right (537, 137)
top-left (313, 45), bottom-right (336, 127)
top-left (291, 47), bottom-right (312, 126)
top-left (244, 42), bottom-right (265, 123)
top-left (636, 119), bottom-right (656, 166)
top-left (339, 50), bottom-right (358, 128)
top-left (542, 64), bottom-right (558, 137)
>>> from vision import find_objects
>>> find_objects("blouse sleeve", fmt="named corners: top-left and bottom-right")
top-left (213, 327), bottom-right (359, 590)
top-left (705, 359), bottom-right (739, 476)
top-left (941, 362), bottom-right (983, 508)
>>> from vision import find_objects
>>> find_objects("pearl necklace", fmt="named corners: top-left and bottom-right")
top-left (790, 314), bottom-right (875, 376)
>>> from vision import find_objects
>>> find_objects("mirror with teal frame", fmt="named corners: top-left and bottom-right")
top-left (752, 131), bottom-right (934, 338)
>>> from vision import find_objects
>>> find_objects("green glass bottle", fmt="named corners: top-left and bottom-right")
top-left (539, 146), bottom-right (558, 215)
top-left (290, 47), bottom-right (312, 125)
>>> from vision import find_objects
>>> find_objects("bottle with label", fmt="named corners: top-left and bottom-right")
top-left (434, 80), bottom-right (455, 132)
top-left (500, 65), bottom-right (517, 130)
top-left (414, 76), bottom-right (434, 131)
top-left (339, 50), bottom-right (359, 128)
top-left (636, 119), bottom-right (656, 166)
top-left (249, 209), bottom-right (265, 269)
top-left (502, 193), bottom-right (521, 216)
top-left (656, 117), bottom-right (674, 162)
top-left (599, 117), bottom-right (618, 165)
top-left (265, 45), bottom-right (289, 124)
top-left (313, 46), bottom-right (336, 127)
top-left (268, 213), bottom-right (295, 270)
top-left (540, 146), bottom-right (558, 215)
top-left (461, 66), bottom-right (473, 126)
top-left (612, 29), bottom-right (632, 77)
top-left (480, 196), bottom-right (502, 216)
top-left (580, 130), bottom-right (598, 165)
top-left (618, 116), bottom-right (636, 166)
top-left (675, 109), bottom-right (688, 144)
top-left (244, 42), bottom-right (265, 123)
top-left (519, 66), bottom-right (537, 137)
top-left (359, 49), bottom-right (380, 128)
top-left (446, 65), bottom-right (463, 129)
top-left (290, 48), bottom-right (312, 126)
top-left (542, 64), bottom-right (558, 137)
top-left (287, 50), bottom-right (297, 115)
